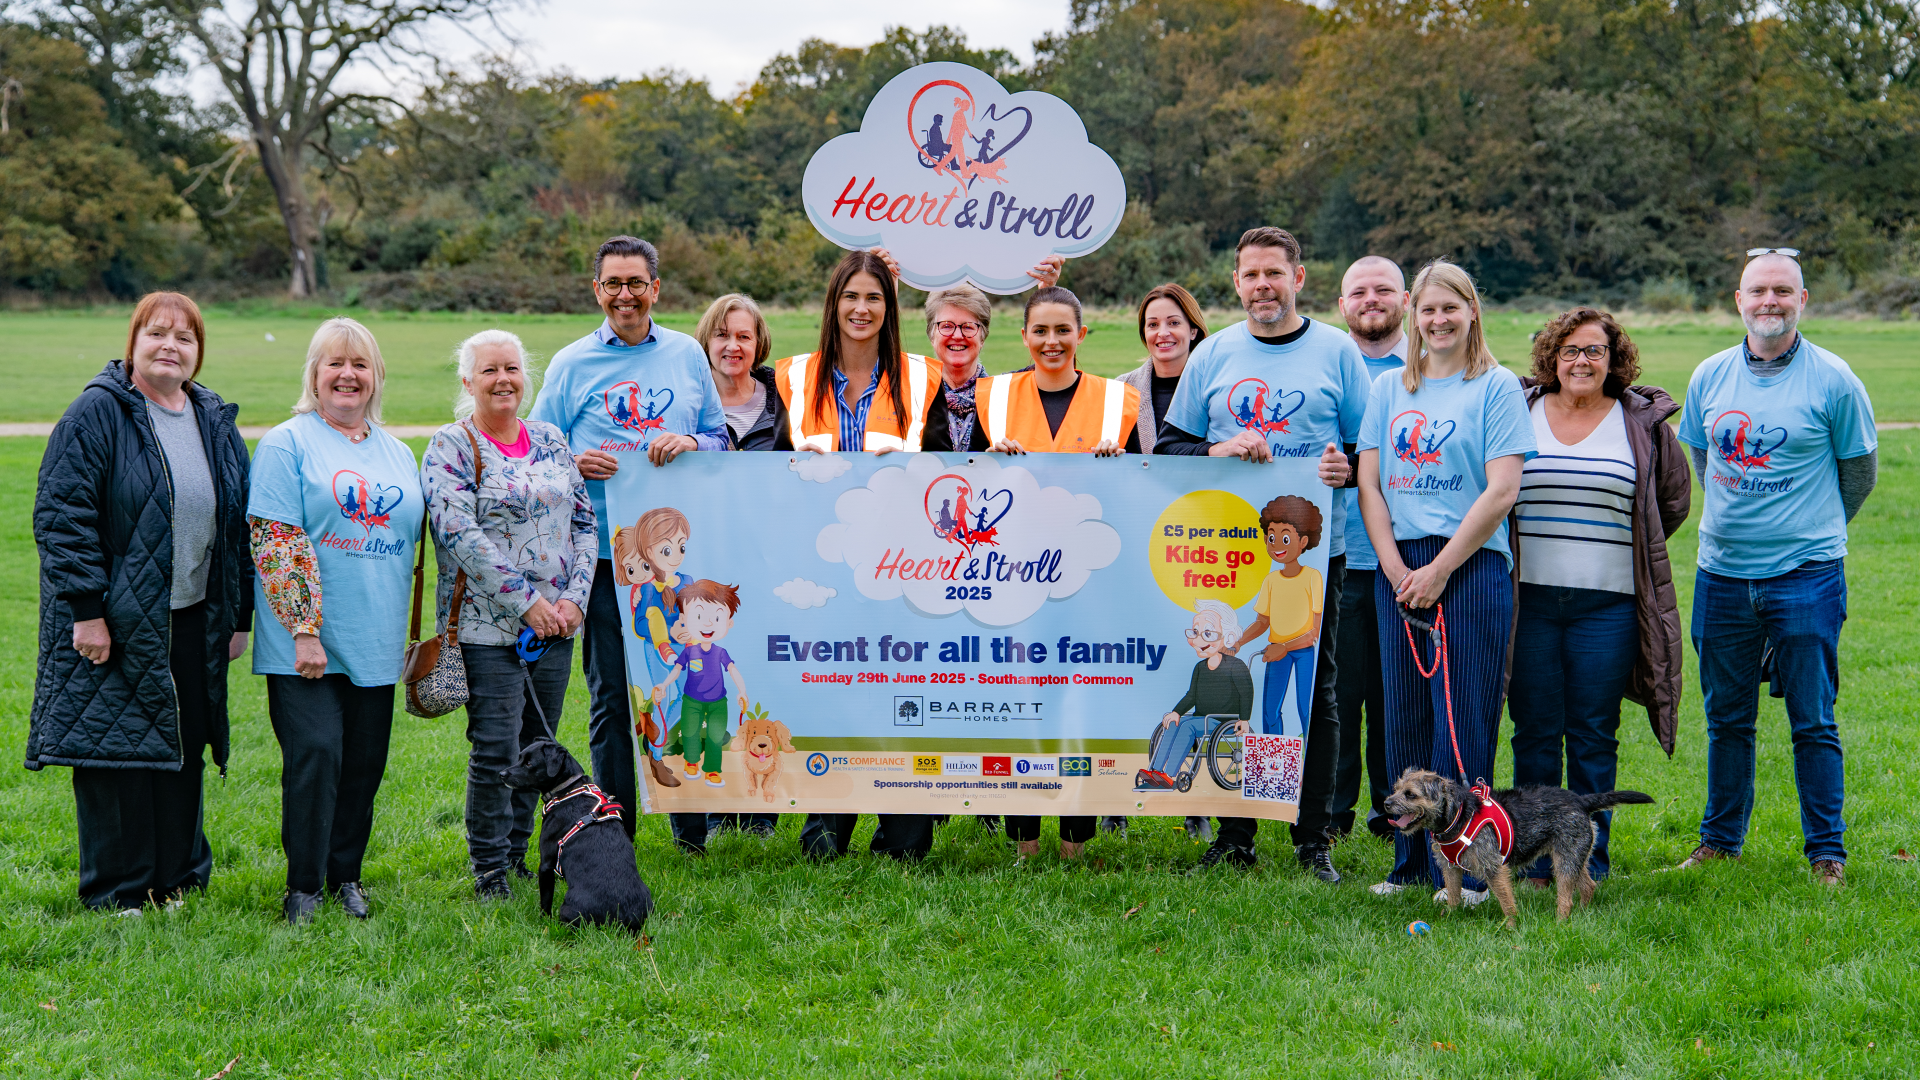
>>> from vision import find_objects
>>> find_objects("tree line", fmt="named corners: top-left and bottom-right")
top-left (3, 0), bottom-right (1918, 311)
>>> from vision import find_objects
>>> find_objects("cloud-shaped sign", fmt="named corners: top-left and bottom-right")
top-left (773, 577), bottom-right (837, 610)
top-left (789, 453), bottom-right (854, 484)
top-left (815, 454), bottom-right (1121, 626)
top-left (801, 61), bottom-right (1128, 295)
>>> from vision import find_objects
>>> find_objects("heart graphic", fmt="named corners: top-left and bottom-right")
top-left (924, 473), bottom-right (1015, 553)
top-left (1266, 389), bottom-right (1305, 430)
top-left (331, 470), bottom-right (401, 531)
top-left (1390, 411), bottom-right (1455, 470)
top-left (974, 103), bottom-right (1031, 165)
top-left (1746, 423), bottom-right (1788, 461)
top-left (604, 382), bottom-right (674, 433)
top-left (1711, 410), bottom-right (1787, 470)
top-left (971, 487), bottom-right (1015, 532)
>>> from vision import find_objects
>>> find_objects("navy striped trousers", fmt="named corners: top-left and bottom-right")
top-left (1375, 536), bottom-right (1514, 888)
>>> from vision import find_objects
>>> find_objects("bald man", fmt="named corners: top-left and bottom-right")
top-left (1330, 257), bottom-right (1409, 840)
top-left (1674, 251), bottom-right (1877, 887)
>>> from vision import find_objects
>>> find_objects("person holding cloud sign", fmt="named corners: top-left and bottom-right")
top-left (1156, 227), bottom-right (1372, 884)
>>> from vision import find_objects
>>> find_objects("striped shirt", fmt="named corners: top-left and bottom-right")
top-left (827, 365), bottom-right (880, 451)
top-left (1516, 398), bottom-right (1636, 594)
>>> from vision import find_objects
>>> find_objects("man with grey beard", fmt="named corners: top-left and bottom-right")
top-left (1673, 250), bottom-right (1877, 887)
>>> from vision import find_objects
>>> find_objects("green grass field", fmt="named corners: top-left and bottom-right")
top-left (5, 307), bottom-right (1917, 426)
top-left (1, 307), bottom-right (1917, 1077)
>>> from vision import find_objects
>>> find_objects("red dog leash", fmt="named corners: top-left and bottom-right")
top-left (1400, 601), bottom-right (1514, 867)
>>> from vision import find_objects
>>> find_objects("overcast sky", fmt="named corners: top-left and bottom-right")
top-left (478, 1), bottom-right (1074, 94)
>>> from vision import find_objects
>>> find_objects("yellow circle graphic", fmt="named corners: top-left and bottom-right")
top-left (1148, 490), bottom-right (1266, 611)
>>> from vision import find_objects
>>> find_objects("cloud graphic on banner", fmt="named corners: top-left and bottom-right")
top-left (790, 454), bottom-right (854, 484)
top-left (800, 61), bottom-right (1127, 295)
top-left (773, 577), bottom-right (837, 610)
top-left (815, 454), bottom-right (1120, 626)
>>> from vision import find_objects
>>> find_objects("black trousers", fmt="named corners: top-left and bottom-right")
top-left (800, 814), bottom-right (934, 860)
top-left (462, 639), bottom-right (572, 876)
top-left (1004, 816), bottom-right (1096, 844)
top-left (73, 602), bottom-right (215, 910)
top-left (1332, 567), bottom-right (1390, 834)
top-left (267, 674), bottom-right (394, 894)
top-left (1219, 556), bottom-right (1345, 854)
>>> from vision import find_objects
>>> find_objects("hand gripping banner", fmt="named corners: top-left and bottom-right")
top-left (605, 451), bottom-right (1331, 822)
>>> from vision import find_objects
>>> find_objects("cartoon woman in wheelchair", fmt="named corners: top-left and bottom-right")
top-left (1135, 598), bottom-right (1255, 792)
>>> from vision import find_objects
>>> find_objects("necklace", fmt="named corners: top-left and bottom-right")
top-left (320, 410), bottom-right (369, 443)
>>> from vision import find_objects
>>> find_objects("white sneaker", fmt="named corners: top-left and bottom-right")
top-left (1369, 880), bottom-right (1407, 896)
top-left (1433, 887), bottom-right (1491, 907)
top-left (112, 907), bottom-right (144, 918)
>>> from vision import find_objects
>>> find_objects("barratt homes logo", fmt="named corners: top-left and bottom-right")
top-left (331, 470), bottom-right (402, 532)
top-left (1229, 379), bottom-right (1305, 436)
top-left (925, 473), bottom-right (1013, 554)
top-left (604, 382), bottom-right (672, 435)
top-left (1390, 410), bottom-right (1456, 471)
top-left (801, 61), bottom-right (1126, 294)
top-left (1711, 410), bottom-right (1787, 471)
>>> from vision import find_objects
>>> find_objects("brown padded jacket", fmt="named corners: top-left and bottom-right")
top-left (1518, 380), bottom-right (1692, 756)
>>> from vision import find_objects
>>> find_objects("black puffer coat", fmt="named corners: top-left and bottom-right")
top-left (28, 362), bottom-right (253, 773)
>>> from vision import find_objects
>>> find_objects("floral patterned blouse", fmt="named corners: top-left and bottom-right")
top-left (420, 418), bottom-right (597, 647)
top-left (249, 517), bottom-right (322, 636)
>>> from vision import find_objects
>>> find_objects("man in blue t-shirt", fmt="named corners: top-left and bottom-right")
top-left (1674, 251), bottom-right (1877, 887)
top-left (1157, 227), bottom-right (1370, 884)
top-left (1327, 257), bottom-right (1409, 841)
top-left (526, 235), bottom-right (727, 851)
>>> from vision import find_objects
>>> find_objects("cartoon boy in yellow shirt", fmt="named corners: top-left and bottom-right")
top-left (1233, 495), bottom-right (1325, 737)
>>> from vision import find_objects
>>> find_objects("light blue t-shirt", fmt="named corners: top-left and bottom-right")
top-left (249, 412), bottom-right (424, 686)
top-left (1163, 319), bottom-right (1372, 558)
top-left (1677, 337), bottom-right (1876, 579)
top-left (1342, 347), bottom-right (1408, 571)
top-left (1358, 363), bottom-right (1537, 565)
top-left (528, 322), bottom-right (728, 559)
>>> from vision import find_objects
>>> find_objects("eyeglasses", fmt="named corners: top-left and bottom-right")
top-left (1184, 628), bottom-right (1222, 642)
top-left (1556, 344), bottom-right (1611, 362)
top-left (1746, 248), bottom-right (1800, 259)
top-left (934, 321), bottom-right (983, 340)
top-left (597, 278), bottom-right (655, 296)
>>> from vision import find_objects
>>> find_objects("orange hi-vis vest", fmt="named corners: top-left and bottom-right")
top-left (773, 352), bottom-right (939, 452)
top-left (976, 370), bottom-right (1141, 453)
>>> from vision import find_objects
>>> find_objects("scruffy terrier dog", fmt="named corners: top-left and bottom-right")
top-left (1384, 768), bottom-right (1653, 926)
top-left (502, 740), bottom-right (653, 933)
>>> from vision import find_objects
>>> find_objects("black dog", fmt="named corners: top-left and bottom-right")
top-left (1384, 768), bottom-right (1653, 926)
top-left (502, 740), bottom-right (652, 932)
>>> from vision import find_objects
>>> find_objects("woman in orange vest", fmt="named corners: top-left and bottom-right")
top-left (981, 286), bottom-right (1142, 861)
top-left (773, 250), bottom-right (949, 454)
top-left (970, 287), bottom-right (1143, 457)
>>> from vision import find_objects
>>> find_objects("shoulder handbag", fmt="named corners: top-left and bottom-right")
top-left (402, 422), bottom-right (482, 718)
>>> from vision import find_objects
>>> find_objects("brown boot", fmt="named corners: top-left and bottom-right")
top-left (649, 755), bottom-right (682, 787)
top-left (1670, 842), bottom-right (1736, 870)
top-left (1812, 859), bottom-right (1845, 886)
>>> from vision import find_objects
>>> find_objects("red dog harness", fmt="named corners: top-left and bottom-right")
top-left (542, 782), bottom-right (624, 879)
top-left (1402, 604), bottom-right (1516, 868)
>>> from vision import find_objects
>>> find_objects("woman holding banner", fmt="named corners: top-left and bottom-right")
top-left (1356, 259), bottom-right (1535, 906)
top-left (975, 285), bottom-right (1142, 861)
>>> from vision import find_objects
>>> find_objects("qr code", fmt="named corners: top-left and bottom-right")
top-left (1241, 735), bottom-right (1304, 803)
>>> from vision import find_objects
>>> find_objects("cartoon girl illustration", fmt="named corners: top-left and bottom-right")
top-left (612, 507), bottom-right (694, 784)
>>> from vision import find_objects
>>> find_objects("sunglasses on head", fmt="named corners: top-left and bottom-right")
top-left (1746, 247), bottom-right (1800, 259)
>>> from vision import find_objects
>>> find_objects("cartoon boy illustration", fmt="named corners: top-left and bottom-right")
top-left (612, 507), bottom-right (694, 788)
top-left (1233, 495), bottom-right (1325, 737)
top-left (651, 579), bottom-right (749, 789)
top-left (1134, 599), bottom-right (1254, 792)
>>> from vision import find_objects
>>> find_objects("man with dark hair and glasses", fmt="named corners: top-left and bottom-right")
top-left (1672, 249), bottom-right (1878, 887)
top-left (528, 235), bottom-right (728, 850)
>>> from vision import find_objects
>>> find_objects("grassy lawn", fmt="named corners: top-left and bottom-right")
top-left (5, 306), bottom-right (1917, 426)
top-left (1, 307), bottom-right (1917, 1076)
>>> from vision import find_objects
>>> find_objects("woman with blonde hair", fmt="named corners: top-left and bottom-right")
top-left (1356, 259), bottom-right (1535, 905)
top-left (31, 292), bottom-right (253, 914)
top-left (248, 316), bottom-right (424, 922)
top-left (421, 329), bottom-right (596, 900)
top-left (697, 294), bottom-right (784, 450)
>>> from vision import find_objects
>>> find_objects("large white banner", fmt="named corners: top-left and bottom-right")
top-left (800, 62), bottom-right (1128, 294)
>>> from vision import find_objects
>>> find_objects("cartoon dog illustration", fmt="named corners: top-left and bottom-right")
top-left (729, 711), bottom-right (796, 802)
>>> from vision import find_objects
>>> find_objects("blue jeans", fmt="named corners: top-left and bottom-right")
top-left (1150, 713), bottom-right (1212, 776)
top-left (1508, 584), bottom-right (1638, 880)
top-left (1260, 645), bottom-right (1314, 736)
top-left (1693, 561), bottom-right (1848, 864)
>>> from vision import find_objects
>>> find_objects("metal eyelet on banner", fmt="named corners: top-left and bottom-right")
top-left (1141, 460), bottom-right (1150, 469)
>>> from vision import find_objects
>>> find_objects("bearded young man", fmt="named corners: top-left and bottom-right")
top-left (1328, 257), bottom-right (1410, 840)
top-left (1156, 228), bottom-right (1371, 882)
top-left (1672, 250), bottom-right (1877, 887)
